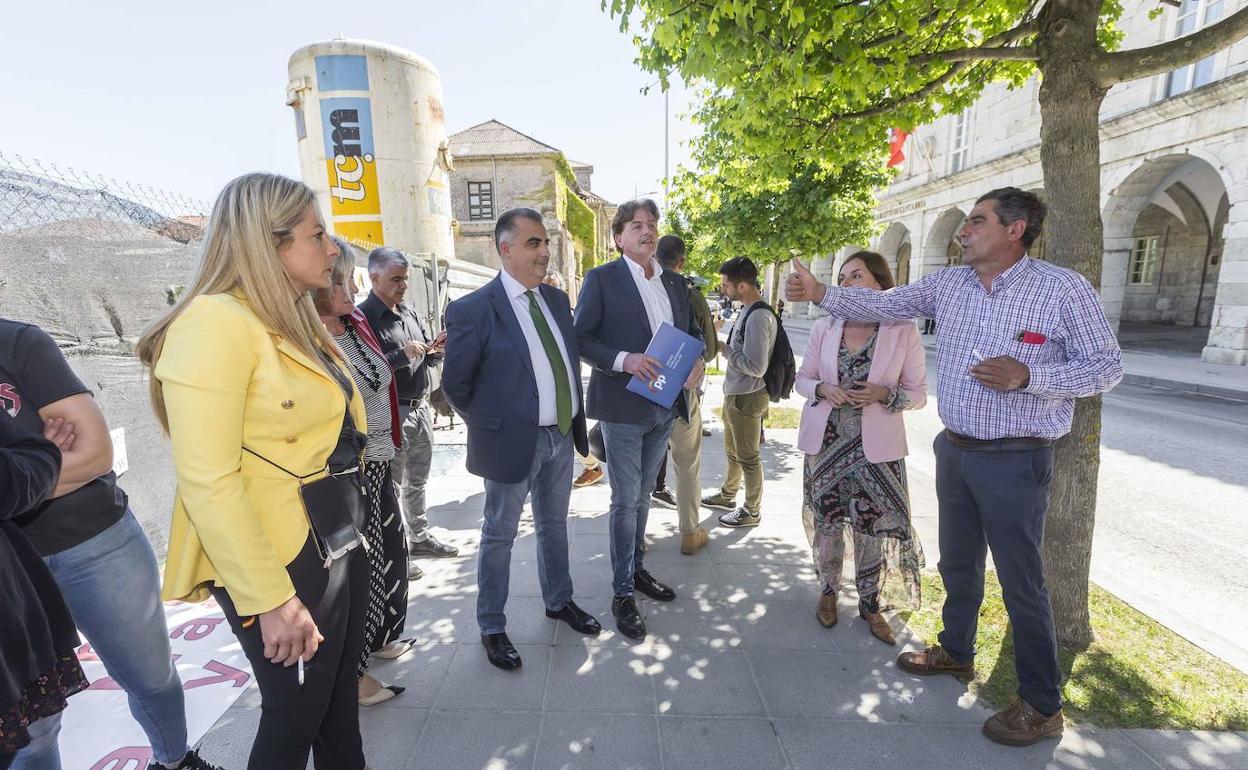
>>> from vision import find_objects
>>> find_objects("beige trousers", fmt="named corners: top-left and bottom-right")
top-left (668, 389), bottom-right (705, 534)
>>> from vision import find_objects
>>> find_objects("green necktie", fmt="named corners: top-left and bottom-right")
top-left (526, 290), bottom-right (573, 436)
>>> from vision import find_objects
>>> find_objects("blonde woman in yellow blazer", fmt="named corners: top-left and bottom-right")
top-left (138, 174), bottom-right (371, 770)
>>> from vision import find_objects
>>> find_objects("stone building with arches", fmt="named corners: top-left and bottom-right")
top-left (792, 0), bottom-right (1248, 366)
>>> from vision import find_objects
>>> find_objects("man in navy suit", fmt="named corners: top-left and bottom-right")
top-left (574, 199), bottom-right (705, 640)
top-left (442, 208), bottom-right (602, 671)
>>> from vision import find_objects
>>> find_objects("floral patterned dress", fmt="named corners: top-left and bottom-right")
top-left (801, 329), bottom-right (924, 613)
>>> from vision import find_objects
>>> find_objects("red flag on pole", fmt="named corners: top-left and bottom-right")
top-left (887, 128), bottom-right (909, 167)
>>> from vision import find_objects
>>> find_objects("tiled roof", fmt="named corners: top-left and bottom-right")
top-left (448, 119), bottom-right (561, 158)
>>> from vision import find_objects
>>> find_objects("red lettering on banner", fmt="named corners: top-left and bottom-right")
top-left (183, 659), bottom-right (250, 690)
top-left (170, 616), bottom-right (225, 641)
top-left (76, 643), bottom-right (100, 662)
top-left (89, 745), bottom-right (152, 769)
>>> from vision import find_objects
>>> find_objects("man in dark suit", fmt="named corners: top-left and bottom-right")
top-left (574, 199), bottom-right (706, 640)
top-left (442, 208), bottom-right (602, 671)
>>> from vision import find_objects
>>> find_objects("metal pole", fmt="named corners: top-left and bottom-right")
top-left (429, 253), bottom-right (441, 334)
top-left (664, 89), bottom-right (670, 208)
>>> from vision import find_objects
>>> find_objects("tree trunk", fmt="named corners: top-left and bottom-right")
top-left (1034, 0), bottom-right (1109, 651)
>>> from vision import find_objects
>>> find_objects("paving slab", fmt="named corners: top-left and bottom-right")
top-left (533, 713), bottom-right (662, 770)
top-left (543, 643), bottom-right (657, 714)
top-left (407, 710), bottom-right (540, 770)
top-left (1120, 729), bottom-right (1248, 769)
top-left (652, 648), bottom-right (768, 717)
top-left (656, 716), bottom-right (790, 770)
top-left (775, 720), bottom-right (1162, 770)
top-left (431, 644), bottom-right (551, 712)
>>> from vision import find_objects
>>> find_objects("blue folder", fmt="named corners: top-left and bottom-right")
top-left (626, 322), bottom-right (706, 408)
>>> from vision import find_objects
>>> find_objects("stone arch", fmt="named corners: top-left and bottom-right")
top-left (924, 207), bottom-right (965, 276)
top-left (875, 221), bottom-right (912, 285)
top-left (1101, 154), bottom-right (1233, 347)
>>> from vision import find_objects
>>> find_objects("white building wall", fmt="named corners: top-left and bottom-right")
top-left (846, 0), bottom-right (1248, 365)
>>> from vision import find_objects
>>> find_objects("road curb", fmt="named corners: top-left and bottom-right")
top-left (1122, 372), bottom-right (1248, 402)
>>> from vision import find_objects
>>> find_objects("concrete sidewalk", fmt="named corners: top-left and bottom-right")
top-left (198, 408), bottom-right (1248, 769)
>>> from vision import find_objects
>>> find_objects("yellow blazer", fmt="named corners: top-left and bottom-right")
top-left (155, 291), bottom-right (367, 616)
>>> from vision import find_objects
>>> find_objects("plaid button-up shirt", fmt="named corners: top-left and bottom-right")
top-left (815, 257), bottom-right (1123, 440)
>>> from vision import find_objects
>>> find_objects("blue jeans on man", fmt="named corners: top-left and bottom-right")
top-left (14, 510), bottom-right (188, 769)
top-left (933, 432), bottom-right (1063, 716)
top-left (599, 404), bottom-right (677, 598)
top-left (477, 426), bottom-right (576, 634)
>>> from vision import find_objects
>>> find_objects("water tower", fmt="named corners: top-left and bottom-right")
top-left (286, 39), bottom-right (455, 262)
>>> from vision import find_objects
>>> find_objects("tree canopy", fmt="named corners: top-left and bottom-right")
top-left (670, 158), bottom-right (889, 282)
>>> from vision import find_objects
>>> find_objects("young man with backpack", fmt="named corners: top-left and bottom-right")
top-left (702, 257), bottom-right (789, 527)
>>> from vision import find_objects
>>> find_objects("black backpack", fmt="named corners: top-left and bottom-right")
top-left (733, 301), bottom-right (796, 402)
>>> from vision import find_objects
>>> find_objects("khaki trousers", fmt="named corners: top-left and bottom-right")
top-left (668, 389), bottom-right (705, 534)
top-left (719, 388), bottom-right (769, 514)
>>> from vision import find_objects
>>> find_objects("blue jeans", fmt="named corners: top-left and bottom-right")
top-left (13, 510), bottom-right (188, 769)
top-left (600, 405), bottom-right (676, 597)
top-left (477, 427), bottom-right (576, 634)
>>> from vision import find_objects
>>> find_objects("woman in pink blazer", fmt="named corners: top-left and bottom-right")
top-left (795, 251), bottom-right (927, 645)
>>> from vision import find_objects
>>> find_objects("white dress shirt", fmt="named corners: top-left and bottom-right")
top-left (499, 269), bottom-right (580, 427)
top-left (612, 255), bottom-right (675, 372)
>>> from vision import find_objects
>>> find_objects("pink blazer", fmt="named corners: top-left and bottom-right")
top-left (795, 318), bottom-right (927, 463)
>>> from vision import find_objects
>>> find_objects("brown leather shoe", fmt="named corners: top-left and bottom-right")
top-left (574, 466), bottom-right (604, 487)
top-left (816, 594), bottom-right (838, 628)
top-left (896, 645), bottom-right (974, 681)
top-left (860, 608), bottom-right (896, 645)
top-left (982, 698), bottom-right (1064, 746)
top-left (680, 527), bottom-right (709, 555)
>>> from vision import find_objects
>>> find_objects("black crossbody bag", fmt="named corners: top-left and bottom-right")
top-left (243, 377), bottom-right (370, 567)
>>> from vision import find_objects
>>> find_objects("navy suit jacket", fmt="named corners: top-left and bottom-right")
top-left (574, 256), bottom-right (703, 423)
top-left (441, 274), bottom-right (589, 484)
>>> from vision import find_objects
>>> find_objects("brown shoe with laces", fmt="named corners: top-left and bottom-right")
top-left (815, 594), bottom-right (838, 628)
top-left (982, 697), bottom-right (1064, 746)
top-left (860, 608), bottom-right (896, 645)
top-left (896, 644), bottom-right (974, 681)
top-left (680, 527), bottom-right (709, 555)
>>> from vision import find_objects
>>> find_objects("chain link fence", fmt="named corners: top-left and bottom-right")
top-left (1, 153), bottom-right (217, 550)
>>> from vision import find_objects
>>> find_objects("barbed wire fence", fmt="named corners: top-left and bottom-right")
top-left (0, 151), bottom-right (211, 352)
top-left (0, 152), bottom-right (218, 547)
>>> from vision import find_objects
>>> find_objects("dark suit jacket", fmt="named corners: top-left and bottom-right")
top-left (574, 256), bottom-right (703, 423)
top-left (441, 275), bottom-right (589, 484)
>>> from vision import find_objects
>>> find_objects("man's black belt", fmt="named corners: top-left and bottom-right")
top-left (397, 397), bottom-right (426, 407)
top-left (944, 430), bottom-right (1052, 451)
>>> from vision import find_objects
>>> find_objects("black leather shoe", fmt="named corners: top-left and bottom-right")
top-left (481, 632), bottom-right (522, 670)
top-left (634, 569), bottom-right (676, 602)
top-left (546, 600), bottom-right (602, 636)
top-left (611, 596), bottom-right (647, 639)
top-left (409, 534), bottom-right (459, 558)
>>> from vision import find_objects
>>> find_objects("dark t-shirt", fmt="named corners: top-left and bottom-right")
top-left (0, 319), bottom-right (127, 555)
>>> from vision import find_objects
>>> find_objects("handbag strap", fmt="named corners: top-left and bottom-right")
top-left (241, 446), bottom-right (322, 480)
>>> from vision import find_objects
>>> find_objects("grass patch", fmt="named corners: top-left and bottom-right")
top-left (711, 406), bottom-right (801, 429)
top-left (900, 571), bottom-right (1248, 729)
top-left (705, 365), bottom-right (726, 376)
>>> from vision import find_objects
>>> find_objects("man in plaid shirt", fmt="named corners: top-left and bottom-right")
top-left (787, 187), bottom-right (1123, 747)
